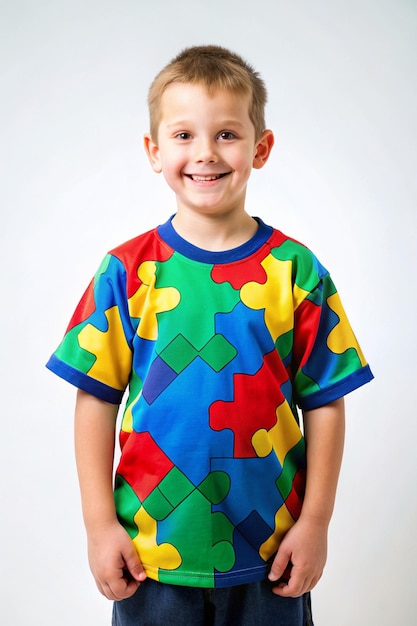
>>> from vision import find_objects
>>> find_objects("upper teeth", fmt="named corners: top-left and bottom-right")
top-left (191, 175), bottom-right (221, 181)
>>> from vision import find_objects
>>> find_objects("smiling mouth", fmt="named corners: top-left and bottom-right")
top-left (186, 173), bottom-right (229, 181)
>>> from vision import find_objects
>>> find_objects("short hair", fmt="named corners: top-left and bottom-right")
top-left (147, 45), bottom-right (268, 141)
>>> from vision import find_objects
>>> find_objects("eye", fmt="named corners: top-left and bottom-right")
top-left (218, 131), bottom-right (236, 141)
top-left (175, 132), bottom-right (191, 140)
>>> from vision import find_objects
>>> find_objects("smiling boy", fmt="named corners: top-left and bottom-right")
top-left (144, 82), bottom-right (273, 250)
top-left (47, 46), bottom-right (373, 625)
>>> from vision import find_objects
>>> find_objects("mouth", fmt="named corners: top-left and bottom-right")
top-left (185, 173), bottom-right (230, 182)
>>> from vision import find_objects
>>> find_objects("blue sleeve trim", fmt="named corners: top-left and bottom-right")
top-left (298, 365), bottom-right (374, 411)
top-left (45, 354), bottom-right (125, 405)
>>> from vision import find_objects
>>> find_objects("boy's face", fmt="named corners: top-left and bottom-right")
top-left (144, 83), bottom-right (273, 219)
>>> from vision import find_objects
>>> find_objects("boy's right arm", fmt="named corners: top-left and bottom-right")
top-left (74, 389), bottom-right (146, 600)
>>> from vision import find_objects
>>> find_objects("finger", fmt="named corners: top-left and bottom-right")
top-left (105, 574), bottom-right (141, 601)
top-left (268, 550), bottom-right (292, 582)
top-left (96, 578), bottom-right (120, 601)
top-left (271, 574), bottom-right (308, 598)
top-left (272, 567), bottom-right (322, 598)
top-left (124, 554), bottom-right (147, 583)
top-left (271, 561), bottom-right (309, 597)
top-left (94, 578), bottom-right (107, 598)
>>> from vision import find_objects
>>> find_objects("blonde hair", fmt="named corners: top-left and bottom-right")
top-left (148, 45), bottom-right (268, 141)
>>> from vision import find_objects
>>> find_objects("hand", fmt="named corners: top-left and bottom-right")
top-left (87, 520), bottom-right (146, 600)
top-left (268, 517), bottom-right (328, 597)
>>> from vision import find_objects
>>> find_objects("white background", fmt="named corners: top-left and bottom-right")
top-left (1, 1), bottom-right (416, 624)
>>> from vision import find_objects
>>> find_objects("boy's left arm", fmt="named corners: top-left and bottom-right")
top-left (268, 397), bottom-right (345, 597)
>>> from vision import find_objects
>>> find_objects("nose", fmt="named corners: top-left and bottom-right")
top-left (194, 138), bottom-right (219, 163)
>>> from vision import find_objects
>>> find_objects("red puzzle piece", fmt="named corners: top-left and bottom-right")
top-left (117, 431), bottom-right (174, 501)
top-left (210, 351), bottom-right (288, 457)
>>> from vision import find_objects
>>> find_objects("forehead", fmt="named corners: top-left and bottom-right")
top-left (159, 82), bottom-right (252, 123)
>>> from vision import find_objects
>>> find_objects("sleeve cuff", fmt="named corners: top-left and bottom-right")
top-left (298, 364), bottom-right (374, 411)
top-left (46, 354), bottom-right (125, 405)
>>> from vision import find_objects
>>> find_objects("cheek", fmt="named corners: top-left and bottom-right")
top-left (161, 150), bottom-right (185, 173)
top-left (230, 146), bottom-right (255, 169)
top-left (160, 156), bottom-right (184, 189)
top-left (233, 155), bottom-right (255, 178)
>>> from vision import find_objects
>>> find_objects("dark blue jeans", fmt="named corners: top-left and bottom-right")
top-left (112, 578), bottom-right (313, 625)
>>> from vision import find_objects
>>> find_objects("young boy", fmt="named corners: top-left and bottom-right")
top-left (47, 46), bottom-right (373, 625)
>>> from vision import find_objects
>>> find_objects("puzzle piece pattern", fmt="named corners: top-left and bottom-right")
top-left (240, 253), bottom-right (309, 343)
top-left (49, 224), bottom-right (373, 587)
top-left (128, 261), bottom-right (181, 341)
top-left (115, 432), bottom-right (235, 584)
top-left (327, 292), bottom-right (367, 365)
top-left (210, 350), bottom-right (287, 457)
top-left (78, 305), bottom-right (132, 390)
top-left (142, 332), bottom-right (237, 404)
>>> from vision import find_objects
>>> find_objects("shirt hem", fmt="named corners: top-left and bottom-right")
top-left (144, 564), bottom-right (269, 588)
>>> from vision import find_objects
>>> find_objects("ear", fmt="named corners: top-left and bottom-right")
top-left (144, 134), bottom-right (162, 173)
top-left (253, 129), bottom-right (274, 170)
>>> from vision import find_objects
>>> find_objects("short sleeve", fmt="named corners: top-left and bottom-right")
top-left (46, 254), bottom-right (134, 404)
top-left (292, 272), bottom-right (373, 410)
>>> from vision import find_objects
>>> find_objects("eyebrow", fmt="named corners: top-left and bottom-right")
top-left (165, 120), bottom-right (247, 129)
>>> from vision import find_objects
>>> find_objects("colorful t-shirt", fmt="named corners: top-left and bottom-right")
top-left (46, 216), bottom-right (373, 588)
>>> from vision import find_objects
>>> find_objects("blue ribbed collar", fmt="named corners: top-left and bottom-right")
top-left (157, 215), bottom-right (272, 264)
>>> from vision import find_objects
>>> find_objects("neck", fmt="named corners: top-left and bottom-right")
top-left (171, 210), bottom-right (258, 252)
